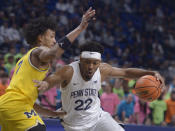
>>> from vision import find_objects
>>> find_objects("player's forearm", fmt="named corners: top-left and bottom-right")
top-left (123, 68), bottom-right (156, 79)
top-left (33, 103), bottom-right (56, 117)
top-left (44, 74), bottom-right (59, 90)
top-left (39, 44), bottom-right (63, 62)
top-left (66, 26), bottom-right (84, 43)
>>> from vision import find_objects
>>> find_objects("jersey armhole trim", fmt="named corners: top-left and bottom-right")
top-left (28, 49), bottom-right (48, 72)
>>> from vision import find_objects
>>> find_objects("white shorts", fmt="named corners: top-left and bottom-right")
top-left (62, 112), bottom-right (125, 131)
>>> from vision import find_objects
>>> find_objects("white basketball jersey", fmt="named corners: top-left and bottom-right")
top-left (61, 61), bottom-right (103, 128)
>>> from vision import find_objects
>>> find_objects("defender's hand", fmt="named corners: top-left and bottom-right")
top-left (79, 7), bottom-right (96, 30)
top-left (33, 80), bottom-right (49, 93)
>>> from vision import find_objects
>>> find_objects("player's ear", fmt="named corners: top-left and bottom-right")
top-left (37, 34), bottom-right (43, 43)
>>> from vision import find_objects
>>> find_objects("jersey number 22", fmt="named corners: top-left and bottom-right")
top-left (74, 98), bottom-right (93, 111)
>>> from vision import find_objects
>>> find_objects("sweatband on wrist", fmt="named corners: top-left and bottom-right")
top-left (81, 51), bottom-right (101, 60)
top-left (57, 37), bottom-right (71, 50)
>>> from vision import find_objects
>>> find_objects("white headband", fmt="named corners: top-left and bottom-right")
top-left (81, 51), bottom-right (101, 60)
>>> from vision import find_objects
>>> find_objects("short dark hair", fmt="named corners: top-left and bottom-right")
top-left (24, 16), bottom-right (57, 46)
top-left (80, 41), bottom-right (104, 54)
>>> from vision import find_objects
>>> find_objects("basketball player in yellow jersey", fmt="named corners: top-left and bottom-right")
top-left (0, 7), bottom-right (96, 131)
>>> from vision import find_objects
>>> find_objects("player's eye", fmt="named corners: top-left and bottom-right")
top-left (93, 62), bottom-right (97, 65)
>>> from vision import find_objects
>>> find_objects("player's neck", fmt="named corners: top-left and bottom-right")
top-left (79, 64), bottom-right (90, 81)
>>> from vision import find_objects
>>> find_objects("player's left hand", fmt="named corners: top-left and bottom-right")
top-left (33, 80), bottom-right (49, 93)
top-left (154, 72), bottom-right (165, 92)
top-left (79, 7), bottom-right (96, 30)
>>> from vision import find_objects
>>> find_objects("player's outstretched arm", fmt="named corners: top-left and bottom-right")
top-left (32, 44), bottom-right (64, 63)
top-left (65, 7), bottom-right (95, 43)
top-left (32, 7), bottom-right (95, 63)
top-left (33, 103), bottom-right (66, 118)
top-left (34, 65), bottom-right (73, 93)
top-left (100, 63), bottom-right (165, 88)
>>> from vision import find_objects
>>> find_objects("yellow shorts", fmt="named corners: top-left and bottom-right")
top-left (0, 105), bottom-right (45, 131)
top-left (0, 93), bottom-right (45, 131)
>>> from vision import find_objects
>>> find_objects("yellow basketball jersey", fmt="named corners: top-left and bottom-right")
top-left (5, 48), bottom-right (49, 106)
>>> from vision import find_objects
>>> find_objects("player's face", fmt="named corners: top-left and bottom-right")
top-left (80, 58), bottom-right (101, 81)
top-left (40, 29), bottom-right (56, 48)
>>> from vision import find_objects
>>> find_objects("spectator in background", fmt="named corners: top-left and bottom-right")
top-left (8, 23), bottom-right (21, 43)
top-left (4, 55), bottom-right (15, 74)
top-left (113, 78), bottom-right (125, 100)
top-left (0, 67), bottom-right (6, 78)
top-left (168, 77), bottom-right (175, 93)
top-left (149, 93), bottom-right (167, 126)
top-left (56, 86), bottom-right (62, 110)
top-left (0, 72), bottom-right (8, 96)
top-left (100, 81), bottom-right (120, 115)
top-left (14, 47), bottom-right (26, 62)
top-left (130, 96), bottom-right (150, 125)
top-left (0, 22), bottom-right (10, 47)
top-left (99, 81), bottom-right (106, 96)
top-left (117, 93), bottom-right (134, 123)
top-left (40, 87), bottom-right (57, 111)
top-left (4, 46), bottom-right (16, 63)
top-left (55, 63), bottom-right (63, 110)
top-left (122, 79), bottom-right (131, 97)
top-left (0, 55), bottom-right (5, 67)
top-left (168, 115), bottom-right (175, 127)
top-left (165, 89), bottom-right (175, 125)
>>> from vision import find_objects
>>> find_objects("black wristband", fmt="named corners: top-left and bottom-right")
top-left (57, 37), bottom-right (71, 50)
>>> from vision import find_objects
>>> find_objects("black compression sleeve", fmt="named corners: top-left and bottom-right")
top-left (57, 37), bottom-right (71, 50)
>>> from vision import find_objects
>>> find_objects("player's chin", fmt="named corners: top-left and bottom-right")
top-left (85, 75), bottom-right (92, 80)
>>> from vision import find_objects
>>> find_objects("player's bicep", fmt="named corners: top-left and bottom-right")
top-left (109, 67), bottom-right (126, 78)
top-left (46, 65), bottom-right (73, 87)
top-left (100, 63), bottom-right (126, 79)
top-left (30, 47), bottom-right (43, 65)
top-left (32, 46), bottom-right (57, 63)
top-left (37, 47), bottom-right (54, 63)
top-left (46, 72), bottom-right (63, 86)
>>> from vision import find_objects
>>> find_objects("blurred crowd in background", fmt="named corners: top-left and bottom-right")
top-left (0, 0), bottom-right (175, 127)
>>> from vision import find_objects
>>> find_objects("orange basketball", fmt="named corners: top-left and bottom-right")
top-left (134, 75), bottom-right (161, 102)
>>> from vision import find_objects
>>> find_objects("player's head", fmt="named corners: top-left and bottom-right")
top-left (24, 16), bottom-right (57, 48)
top-left (79, 41), bottom-right (104, 81)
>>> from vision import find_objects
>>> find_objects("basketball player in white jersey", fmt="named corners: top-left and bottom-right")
top-left (34, 41), bottom-right (165, 131)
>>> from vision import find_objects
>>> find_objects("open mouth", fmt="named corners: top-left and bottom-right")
top-left (88, 71), bottom-right (93, 75)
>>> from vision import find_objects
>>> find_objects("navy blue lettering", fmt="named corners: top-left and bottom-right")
top-left (24, 110), bottom-right (37, 118)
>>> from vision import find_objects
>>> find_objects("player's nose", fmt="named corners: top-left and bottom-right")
top-left (88, 63), bottom-right (94, 70)
top-left (53, 38), bottom-right (56, 44)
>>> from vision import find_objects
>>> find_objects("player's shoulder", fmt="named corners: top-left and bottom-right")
top-left (31, 46), bottom-right (48, 56)
top-left (99, 63), bottom-right (112, 71)
top-left (56, 65), bottom-right (73, 77)
top-left (61, 65), bottom-right (73, 72)
top-left (58, 65), bottom-right (74, 87)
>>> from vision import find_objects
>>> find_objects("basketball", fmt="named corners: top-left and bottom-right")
top-left (134, 75), bottom-right (161, 102)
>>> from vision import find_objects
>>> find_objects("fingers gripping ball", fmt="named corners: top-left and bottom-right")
top-left (134, 75), bottom-right (161, 102)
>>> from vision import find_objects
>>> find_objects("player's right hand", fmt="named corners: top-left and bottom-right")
top-left (33, 80), bottom-right (49, 93)
top-left (51, 110), bottom-right (67, 119)
top-left (79, 7), bottom-right (96, 30)
top-left (154, 72), bottom-right (165, 92)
